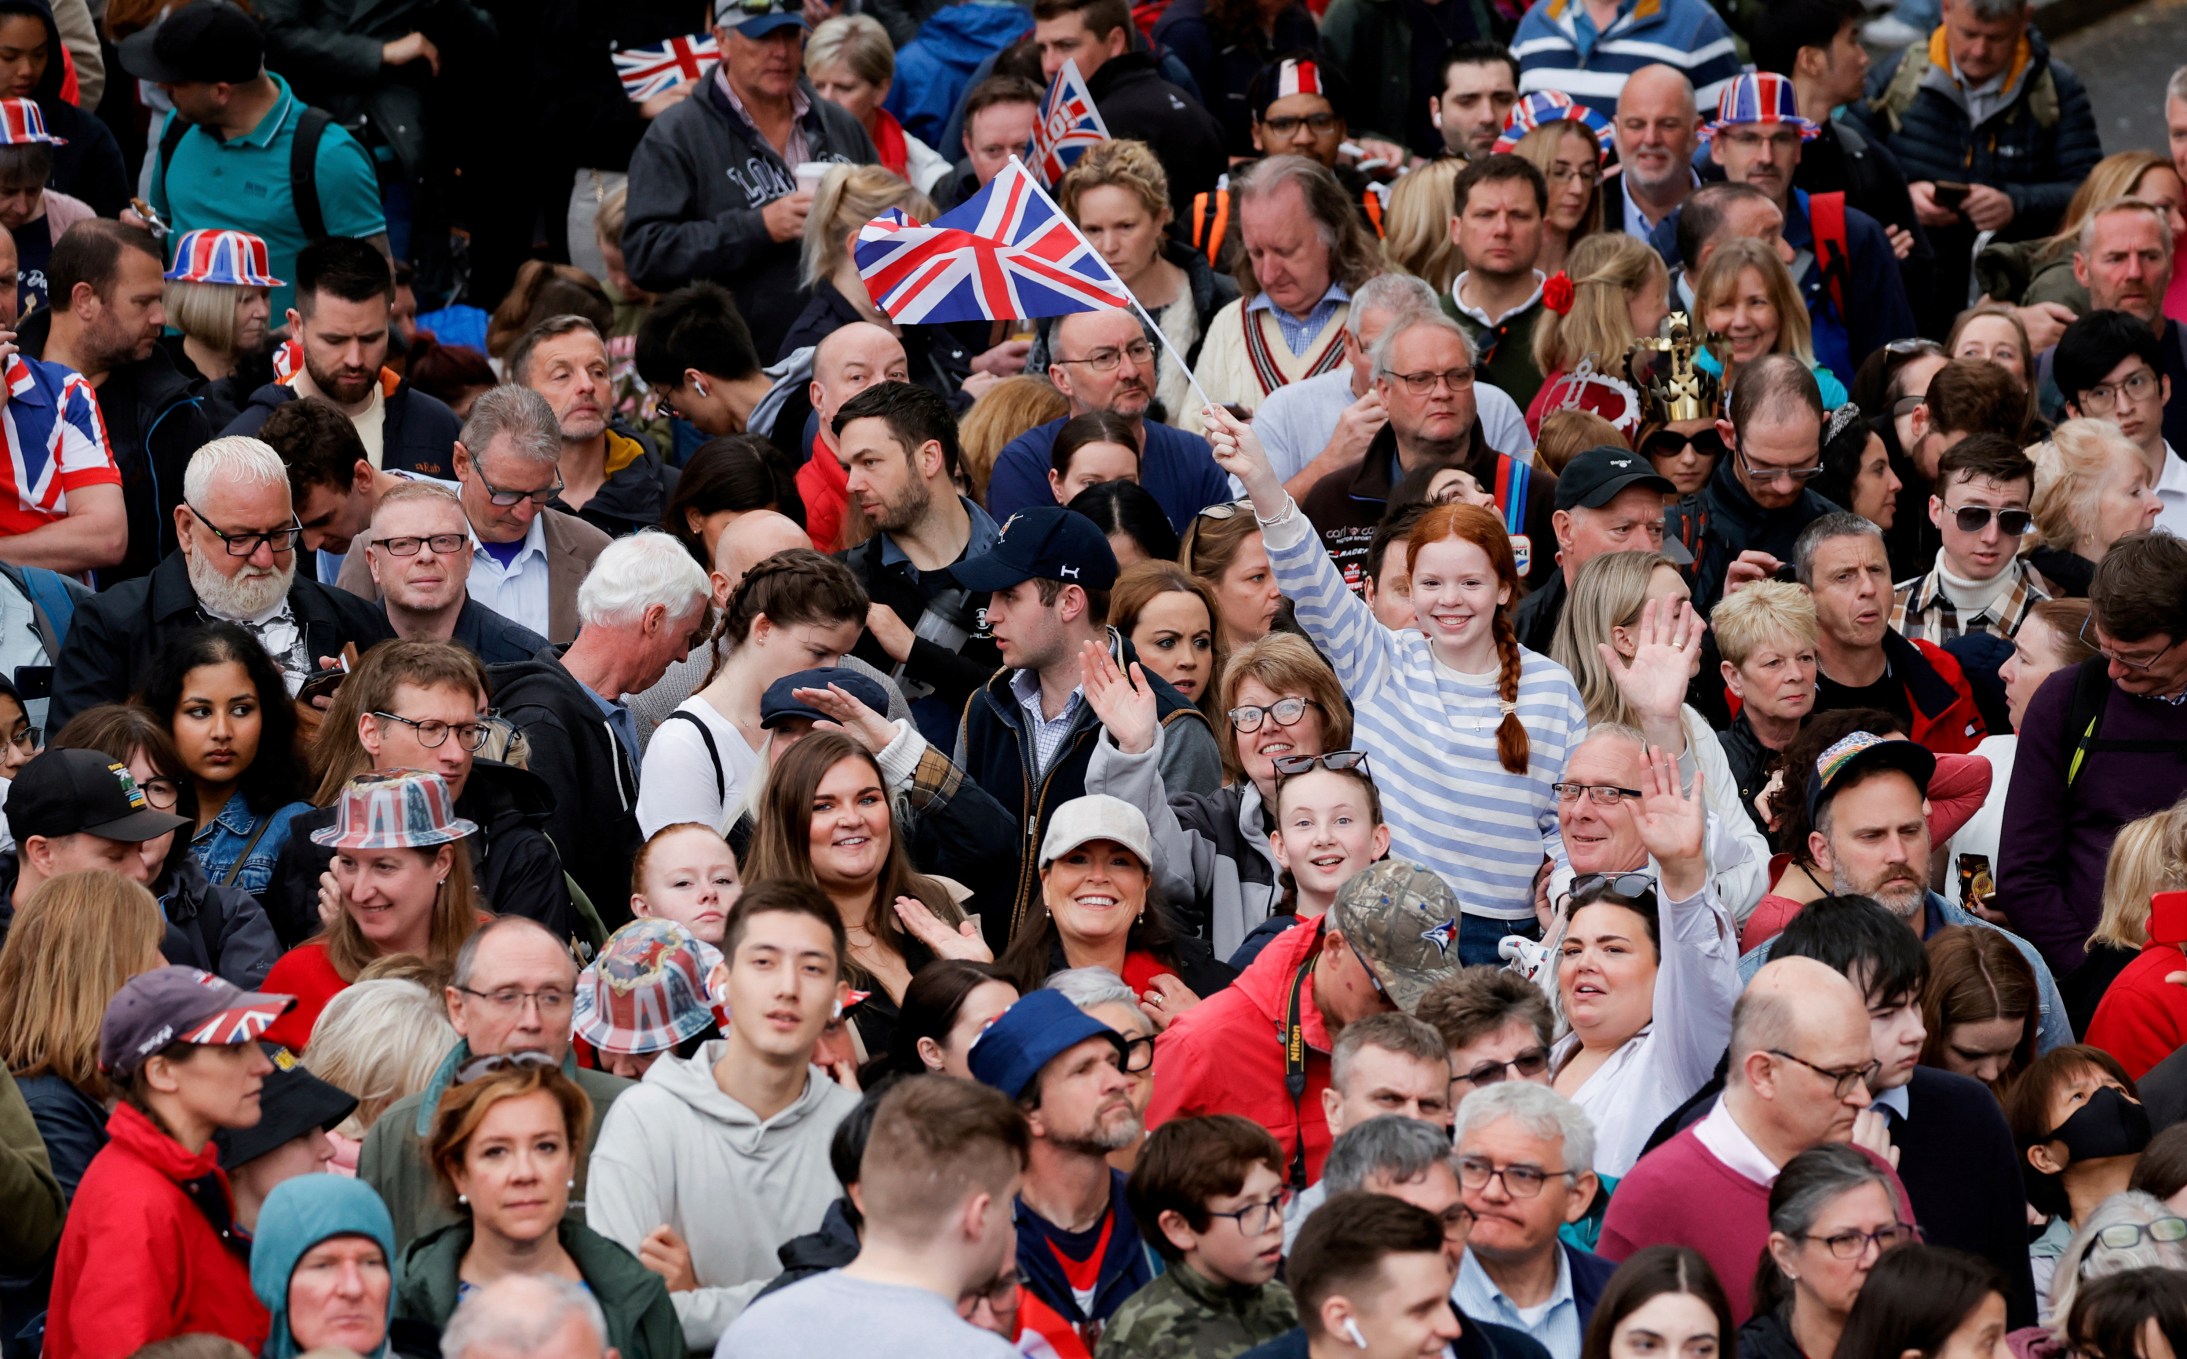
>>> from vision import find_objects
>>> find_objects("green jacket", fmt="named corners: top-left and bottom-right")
top-left (1974, 235), bottom-right (2089, 314)
top-left (358, 1042), bottom-right (631, 1250)
top-left (1094, 1261), bottom-right (1298, 1359)
top-left (396, 1217), bottom-right (684, 1359)
top-left (0, 1066), bottom-right (61, 1270)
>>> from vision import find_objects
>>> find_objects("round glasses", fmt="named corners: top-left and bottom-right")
top-left (1205, 1187), bottom-right (1294, 1236)
top-left (372, 711), bottom-right (493, 751)
top-left (1229, 696), bottom-right (1318, 732)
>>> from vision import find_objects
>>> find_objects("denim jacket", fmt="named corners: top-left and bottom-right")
top-left (189, 798), bottom-right (309, 899)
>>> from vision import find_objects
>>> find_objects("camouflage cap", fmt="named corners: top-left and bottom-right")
top-left (1329, 859), bottom-right (1463, 1012)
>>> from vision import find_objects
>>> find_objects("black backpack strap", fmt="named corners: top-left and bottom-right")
top-left (666, 708), bottom-right (726, 802)
top-left (2062, 657), bottom-right (2187, 784)
top-left (288, 106), bottom-right (332, 244)
top-left (155, 111), bottom-right (190, 202)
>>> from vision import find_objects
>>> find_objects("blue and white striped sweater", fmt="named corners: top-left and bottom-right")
top-left (1511, 0), bottom-right (1743, 117)
top-left (1265, 508), bottom-right (1588, 922)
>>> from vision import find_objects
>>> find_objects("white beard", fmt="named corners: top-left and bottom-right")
top-left (187, 548), bottom-right (295, 621)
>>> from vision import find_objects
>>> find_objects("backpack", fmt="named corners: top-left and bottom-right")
top-left (1869, 41), bottom-right (2061, 135)
top-left (156, 105), bottom-right (334, 243)
top-left (2059, 657), bottom-right (2187, 787)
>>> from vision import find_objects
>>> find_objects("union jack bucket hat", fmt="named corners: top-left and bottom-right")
top-left (575, 919), bottom-right (726, 1056)
top-left (100, 965), bottom-right (295, 1077)
top-left (0, 98), bottom-right (64, 146)
top-left (1704, 73), bottom-right (1821, 143)
top-left (165, 228), bottom-right (284, 288)
top-left (1492, 90), bottom-right (1614, 159)
top-left (310, 770), bottom-right (478, 852)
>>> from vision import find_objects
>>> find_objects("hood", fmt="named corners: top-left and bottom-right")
top-left (460, 759), bottom-right (558, 828)
top-left (1226, 910), bottom-right (1331, 1050)
top-left (587, 427), bottom-right (673, 522)
top-left (251, 1175), bottom-right (397, 1359)
top-left (640, 1040), bottom-right (842, 1148)
top-left (106, 1098), bottom-right (234, 1190)
top-left (488, 647), bottom-right (590, 710)
top-left (0, 0), bottom-right (63, 103)
top-left (774, 1197), bottom-right (861, 1274)
top-left (753, 346), bottom-right (814, 437)
top-left (919, 0), bottom-right (1033, 55)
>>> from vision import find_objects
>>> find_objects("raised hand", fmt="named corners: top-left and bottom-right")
top-left (1597, 596), bottom-right (1704, 748)
top-left (892, 894), bottom-right (995, 962)
top-left (1080, 640), bottom-right (1158, 755)
top-left (1200, 404), bottom-right (1285, 514)
top-left (1633, 747), bottom-right (1707, 901)
top-left (793, 681), bottom-right (897, 755)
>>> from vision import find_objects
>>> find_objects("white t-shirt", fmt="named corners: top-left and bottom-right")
top-left (636, 695), bottom-right (760, 838)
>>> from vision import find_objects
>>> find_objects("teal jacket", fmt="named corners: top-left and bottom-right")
top-left (396, 1217), bottom-right (683, 1359)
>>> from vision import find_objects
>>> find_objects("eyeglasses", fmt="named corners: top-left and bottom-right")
top-left (1548, 160), bottom-right (1601, 185)
top-left (1640, 428), bottom-right (1727, 463)
top-left (2075, 368), bottom-right (2159, 415)
top-left (957, 1271), bottom-right (1022, 1323)
top-left (377, 532), bottom-right (471, 557)
top-left (1436, 1203), bottom-right (1475, 1239)
top-left (1768, 1048), bottom-right (1882, 1099)
top-left (2093, 1216), bottom-right (2187, 1251)
top-left (1457, 1047), bottom-right (1552, 1088)
top-left (1456, 1155), bottom-right (1572, 1198)
top-left (1801, 1222), bottom-right (1920, 1259)
top-left (1229, 696), bottom-right (1318, 732)
top-left (454, 1049), bottom-right (561, 1083)
top-left (1737, 450), bottom-right (1827, 485)
top-left (1387, 368), bottom-right (1477, 397)
top-left (1272, 750), bottom-right (1372, 781)
top-left (454, 988), bottom-right (576, 1020)
top-left (1262, 112), bottom-right (1340, 137)
top-left (4, 722), bottom-right (36, 753)
top-left (1206, 1187), bottom-right (1294, 1235)
top-left (1120, 1034), bottom-right (1155, 1074)
top-left (474, 466), bottom-right (566, 508)
top-left (138, 775), bottom-right (181, 811)
top-left (2080, 614), bottom-right (2180, 673)
top-left (1050, 340), bottom-right (1154, 373)
top-left (1347, 936), bottom-right (1384, 994)
top-left (1553, 783), bottom-right (1645, 806)
top-left (186, 501), bottom-right (304, 556)
top-left (1940, 504), bottom-right (2034, 536)
top-left (372, 710), bottom-right (494, 751)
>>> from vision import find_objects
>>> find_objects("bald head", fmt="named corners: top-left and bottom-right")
top-left (717, 510), bottom-right (812, 598)
top-left (811, 323), bottom-right (909, 426)
top-left (1727, 957), bottom-right (1877, 1156)
top-left (1731, 957), bottom-right (1866, 1071)
top-left (1614, 65), bottom-right (1702, 199)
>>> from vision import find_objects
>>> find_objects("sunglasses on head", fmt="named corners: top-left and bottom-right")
top-left (1272, 750), bottom-right (1372, 781)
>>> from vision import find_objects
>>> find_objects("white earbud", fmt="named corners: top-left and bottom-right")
top-left (695, 378), bottom-right (712, 397)
top-left (831, 999), bottom-right (844, 1021)
top-left (1343, 1318), bottom-right (1368, 1350)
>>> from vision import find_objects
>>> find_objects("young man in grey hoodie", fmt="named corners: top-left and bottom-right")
top-left (588, 880), bottom-right (860, 1353)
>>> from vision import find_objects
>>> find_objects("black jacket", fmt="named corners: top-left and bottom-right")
top-left (839, 511), bottom-right (1004, 749)
top-left (1084, 53), bottom-right (1227, 217)
top-left (153, 851), bottom-right (283, 989)
top-left (753, 1197), bottom-right (861, 1303)
top-left (1667, 455), bottom-right (1840, 615)
top-left (221, 377), bottom-right (463, 480)
top-left (550, 425), bottom-right (679, 540)
top-left (1150, 0), bottom-right (1321, 157)
top-left (158, 333), bottom-right (274, 434)
top-left (778, 279), bottom-right (976, 409)
top-left (260, 760), bottom-right (574, 950)
top-left (47, 550), bottom-right (395, 731)
top-left (1793, 119), bottom-right (1938, 335)
top-left (1513, 568), bottom-right (1566, 653)
top-left (449, 596), bottom-right (552, 666)
top-left (0, 0), bottom-right (127, 215)
top-left (1717, 710), bottom-right (1779, 838)
top-left (1735, 1308), bottom-right (1805, 1359)
top-left (254, 0), bottom-right (496, 182)
top-left (542, 0), bottom-right (705, 175)
top-left (1242, 1315), bottom-right (1549, 1359)
top-left (17, 308), bottom-right (214, 587)
top-left (489, 647), bottom-right (642, 930)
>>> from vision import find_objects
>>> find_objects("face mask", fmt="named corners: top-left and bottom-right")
top-left (2049, 1085), bottom-right (2152, 1165)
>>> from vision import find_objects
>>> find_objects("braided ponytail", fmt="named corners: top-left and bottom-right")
top-left (1491, 607), bottom-right (1529, 774)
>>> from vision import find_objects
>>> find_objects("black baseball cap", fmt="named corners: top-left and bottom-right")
top-left (1554, 446), bottom-right (1674, 512)
top-left (119, 2), bottom-right (265, 86)
top-left (761, 667), bottom-right (892, 729)
top-left (7, 749), bottom-right (190, 845)
top-left (948, 505), bottom-right (1119, 593)
top-left (214, 1048), bottom-right (357, 1169)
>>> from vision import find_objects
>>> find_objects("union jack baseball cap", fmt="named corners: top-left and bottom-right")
top-left (164, 229), bottom-right (284, 288)
top-left (1492, 90), bottom-right (1614, 159)
top-left (575, 919), bottom-right (726, 1056)
top-left (310, 769), bottom-right (478, 853)
top-left (99, 966), bottom-right (296, 1078)
top-left (0, 98), bottom-right (63, 146)
top-left (1705, 73), bottom-right (1821, 142)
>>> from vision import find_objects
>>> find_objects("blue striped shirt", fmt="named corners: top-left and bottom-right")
top-left (1511, 0), bottom-right (1743, 117)
top-left (1262, 502), bottom-right (1587, 920)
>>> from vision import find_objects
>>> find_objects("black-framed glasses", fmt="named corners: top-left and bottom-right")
top-left (2075, 367), bottom-right (2160, 415)
top-left (1120, 1034), bottom-right (1155, 1074)
top-left (1456, 1047), bottom-right (1551, 1087)
top-left (454, 1049), bottom-right (560, 1083)
top-left (1769, 1049), bottom-right (1881, 1099)
top-left (1050, 340), bottom-right (1154, 373)
top-left (372, 710), bottom-right (494, 751)
top-left (1801, 1222), bottom-right (1919, 1259)
top-left (2080, 614), bottom-right (2180, 673)
top-left (1206, 1187), bottom-right (1294, 1235)
top-left (1387, 367), bottom-right (1477, 397)
top-left (1456, 1155), bottom-right (1571, 1199)
top-left (1262, 112), bottom-right (1340, 136)
top-left (454, 988), bottom-right (576, 1020)
top-left (1640, 427), bottom-right (1727, 463)
top-left (1570, 871), bottom-right (1657, 907)
top-left (1939, 504), bottom-right (2034, 536)
top-left (186, 501), bottom-right (304, 556)
top-left (138, 775), bottom-right (181, 811)
top-left (957, 1269), bottom-right (1022, 1322)
top-left (474, 466), bottom-right (565, 508)
top-left (1272, 750), bottom-right (1372, 781)
top-left (1737, 450), bottom-right (1827, 485)
top-left (1229, 696), bottom-right (1319, 732)
top-left (377, 532), bottom-right (471, 557)
top-left (2094, 1216), bottom-right (2187, 1251)
top-left (1553, 782), bottom-right (1645, 806)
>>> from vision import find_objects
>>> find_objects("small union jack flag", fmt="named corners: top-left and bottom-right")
top-left (854, 158), bottom-right (1131, 326)
top-left (1025, 58), bottom-right (1108, 188)
top-left (613, 34), bottom-right (720, 103)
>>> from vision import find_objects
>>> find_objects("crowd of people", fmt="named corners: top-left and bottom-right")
top-left (1, 0), bottom-right (2186, 1356)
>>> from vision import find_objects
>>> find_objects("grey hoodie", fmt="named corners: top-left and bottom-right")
top-left (585, 1041), bottom-right (858, 1352)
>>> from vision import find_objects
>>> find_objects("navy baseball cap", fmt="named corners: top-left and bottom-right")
top-left (948, 506), bottom-right (1119, 593)
top-left (1805, 731), bottom-right (1935, 824)
top-left (966, 989), bottom-right (1126, 1100)
top-left (715, 0), bottom-right (808, 38)
top-left (761, 667), bottom-right (892, 729)
top-left (1554, 446), bottom-right (1674, 512)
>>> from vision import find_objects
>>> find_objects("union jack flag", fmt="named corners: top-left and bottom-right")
top-left (613, 34), bottom-right (720, 103)
top-left (1026, 59), bottom-right (1108, 187)
top-left (854, 158), bottom-right (1132, 326)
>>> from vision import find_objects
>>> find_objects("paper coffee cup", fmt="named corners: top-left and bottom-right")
top-left (794, 162), bottom-right (831, 195)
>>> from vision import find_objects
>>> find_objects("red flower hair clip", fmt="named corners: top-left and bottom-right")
top-left (1542, 272), bottom-right (1576, 316)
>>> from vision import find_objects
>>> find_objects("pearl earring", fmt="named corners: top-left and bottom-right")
top-left (457, 1193), bottom-right (468, 1205)
top-left (567, 1178), bottom-right (577, 1190)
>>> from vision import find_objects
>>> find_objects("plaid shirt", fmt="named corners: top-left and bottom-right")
top-left (1011, 667), bottom-right (1085, 779)
top-left (1890, 558), bottom-right (2054, 642)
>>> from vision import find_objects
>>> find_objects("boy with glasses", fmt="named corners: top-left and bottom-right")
top-left (1890, 435), bottom-right (2052, 646)
top-left (2055, 310), bottom-right (2187, 537)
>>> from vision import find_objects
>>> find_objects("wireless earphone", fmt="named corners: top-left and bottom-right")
top-left (1342, 1318), bottom-right (1368, 1350)
top-left (831, 999), bottom-right (844, 1021)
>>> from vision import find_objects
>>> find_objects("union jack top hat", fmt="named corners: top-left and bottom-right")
top-left (310, 769), bottom-right (478, 852)
top-left (1705, 73), bottom-right (1821, 142)
top-left (1492, 90), bottom-right (1614, 160)
top-left (575, 919), bottom-right (726, 1056)
top-left (0, 98), bottom-right (63, 146)
top-left (99, 965), bottom-right (296, 1078)
top-left (164, 228), bottom-right (284, 288)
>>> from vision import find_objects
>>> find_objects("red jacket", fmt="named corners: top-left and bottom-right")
top-left (2085, 942), bottom-right (2187, 1079)
top-left (44, 1103), bottom-right (268, 1359)
top-left (795, 430), bottom-right (848, 553)
top-left (1899, 633), bottom-right (1986, 756)
top-left (1145, 914), bottom-right (1335, 1183)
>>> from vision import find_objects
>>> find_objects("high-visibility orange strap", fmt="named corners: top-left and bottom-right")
top-left (1361, 187), bottom-right (1383, 239)
top-left (1206, 190), bottom-right (1230, 266)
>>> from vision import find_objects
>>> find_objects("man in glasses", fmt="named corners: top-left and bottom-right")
top-left (2054, 310), bottom-right (2187, 538)
top-left (1280, 1013), bottom-right (1452, 1254)
top-left (353, 483), bottom-right (547, 665)
top-left (49, 435), bottom-right (393, 731)
top-left (2003, 532), bottom-right (2187, 974)
top-left (1515, 446), bottom-right (1672, 650)
top-left (1889, 436), bottom-right (2052, 656)
top-left (1177, 57), bottom-right (1391, 248)
top-left (2041, 199), bottom-right (2187, 458)
top-left (1672, 355), bottom-right (1836, 615)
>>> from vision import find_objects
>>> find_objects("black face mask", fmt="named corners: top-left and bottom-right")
top-left (2049, 1085), bottom-right (2152, 1165)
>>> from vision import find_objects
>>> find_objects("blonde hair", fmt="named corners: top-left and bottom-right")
top-left (1513, 120), bottom-right (1604, 247)
top-left (1536, 409), bottom-right (1625, 475)
top-left (805, 14), bottom-right (894, 87)
top-left (959, 375), bottom-right (1069, 501)
top-left (2088, 798), bottom-right (2187, 953)
top-left (595, 183), bottom-right (630, 250)
top-left (0, 872), bottom-right (164, 1098)
top-left (301, 978), bottom-right (458, 1139)
top-left (163, 279), bottom-right (258, 354)
top-left (2032, 419), bottom-right (2148, 554)
top-left (1709, 578), bottom-right (1818, 668)
top-left (1532, 232), bottom-right (1663, 377)
top-left (322, 834), bottom-right (483, 983)
top-left (1382, 158), bottom-right (1464, 294)
top-left (1551, 549), bottom-right (1683, 728)
top-left (1057, 138), bottom-right (1172, 228)
top-left (802, 164), bottom-right (935, 290)
top-left (1696, 237), bottom-right (1816, 369)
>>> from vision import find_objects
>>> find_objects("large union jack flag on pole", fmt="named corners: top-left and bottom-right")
top-left (613, 34), bottom-right (720, 103)
top-left (1026, 59), bottom-right (1108, 187)
top-left (854, 158), bottom-right (1131, 325)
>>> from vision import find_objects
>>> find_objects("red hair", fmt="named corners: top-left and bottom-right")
top-left (1405, 503), bottom-right (1529, 774)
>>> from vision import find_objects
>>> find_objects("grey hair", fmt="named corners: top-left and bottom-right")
top-left (2077, 195), bottom-right (2176, 257)
top-left (1347, 272), bottom-right (1441, 339)
top-left (1793, 511), bottom-right (1886, 588)
top-left (450, 916), bottom-right (574, 992)
top-left (1575, 722), bottom-right (1647, 756)
top-left (1232, 153), bottom-right (1347, 251)
top-left (1454, 1079), bottom-right (1597, 1179)
top-left (442, 1275), bottom-right (609, 1359)
top-left (2169, 66), bottom-right (2187, 109)
top-left (301, 978), bottom-right (457, 1139)
top-left (1324, 1114), bottom-right (1457, 1193)
top-left (1369, 311), bottom-right (1477, 381)
top-left (460, 385), bottom-right (563, 467)
top-left (181, 436), bottom-right (288, 504)
top-left (1045, 967), bottom-right (1136, 1011)
top-left (577, 530), bottom-right (712, 630)
top-left (2050, 1191), bottom-right (2187, 1329)
top-left (1765, 1143), bottom-right (1898, 1241)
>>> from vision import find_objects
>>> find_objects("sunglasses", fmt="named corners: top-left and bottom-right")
top-left (1272, 750), bottom-right (1372, 781)
top-left (1640, 428), bottom-right (1726, 463)
top-left (1939, 503), bottom-right (2034, 536)
top-left (1456, 1046), bottom-right (1551, 1087)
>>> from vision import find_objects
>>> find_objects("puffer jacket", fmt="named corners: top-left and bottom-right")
top-left (155, 849), bottom-right (283, 989)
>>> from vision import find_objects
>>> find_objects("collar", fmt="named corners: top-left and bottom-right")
top-left (603, 427), bottom-right (647, 477)
top-left (201, 582), bottom-right (296, 630)
top-left (1247, 279), bottom-right (1352, 323)
top-left (1934, 25), bottom-right (2032, 100)
top-left (880, 496), bottom-right (999, 568)
top-left (235, 74), bottom-right (300, 151)
top-left (1456, 1242), bottom-right (1575, 1318)
top-left (472, 509), bottom-right (548, 565)
top-left (1874, 1081), bottom-right (1911, 1120)
top-left (1010, 665), bottom-right (1081, 715)
top-left (1449, 271), bottom-right (1547, 328)
top-left (1167, 1260), bottom-right (1275, 1311)
top-left (716, 66), bottom-right (812, 127)
top-left (2156, 442), bottom-right (2187, 499)
top-left (1693, 1094), bottom-right (1781, 1185)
